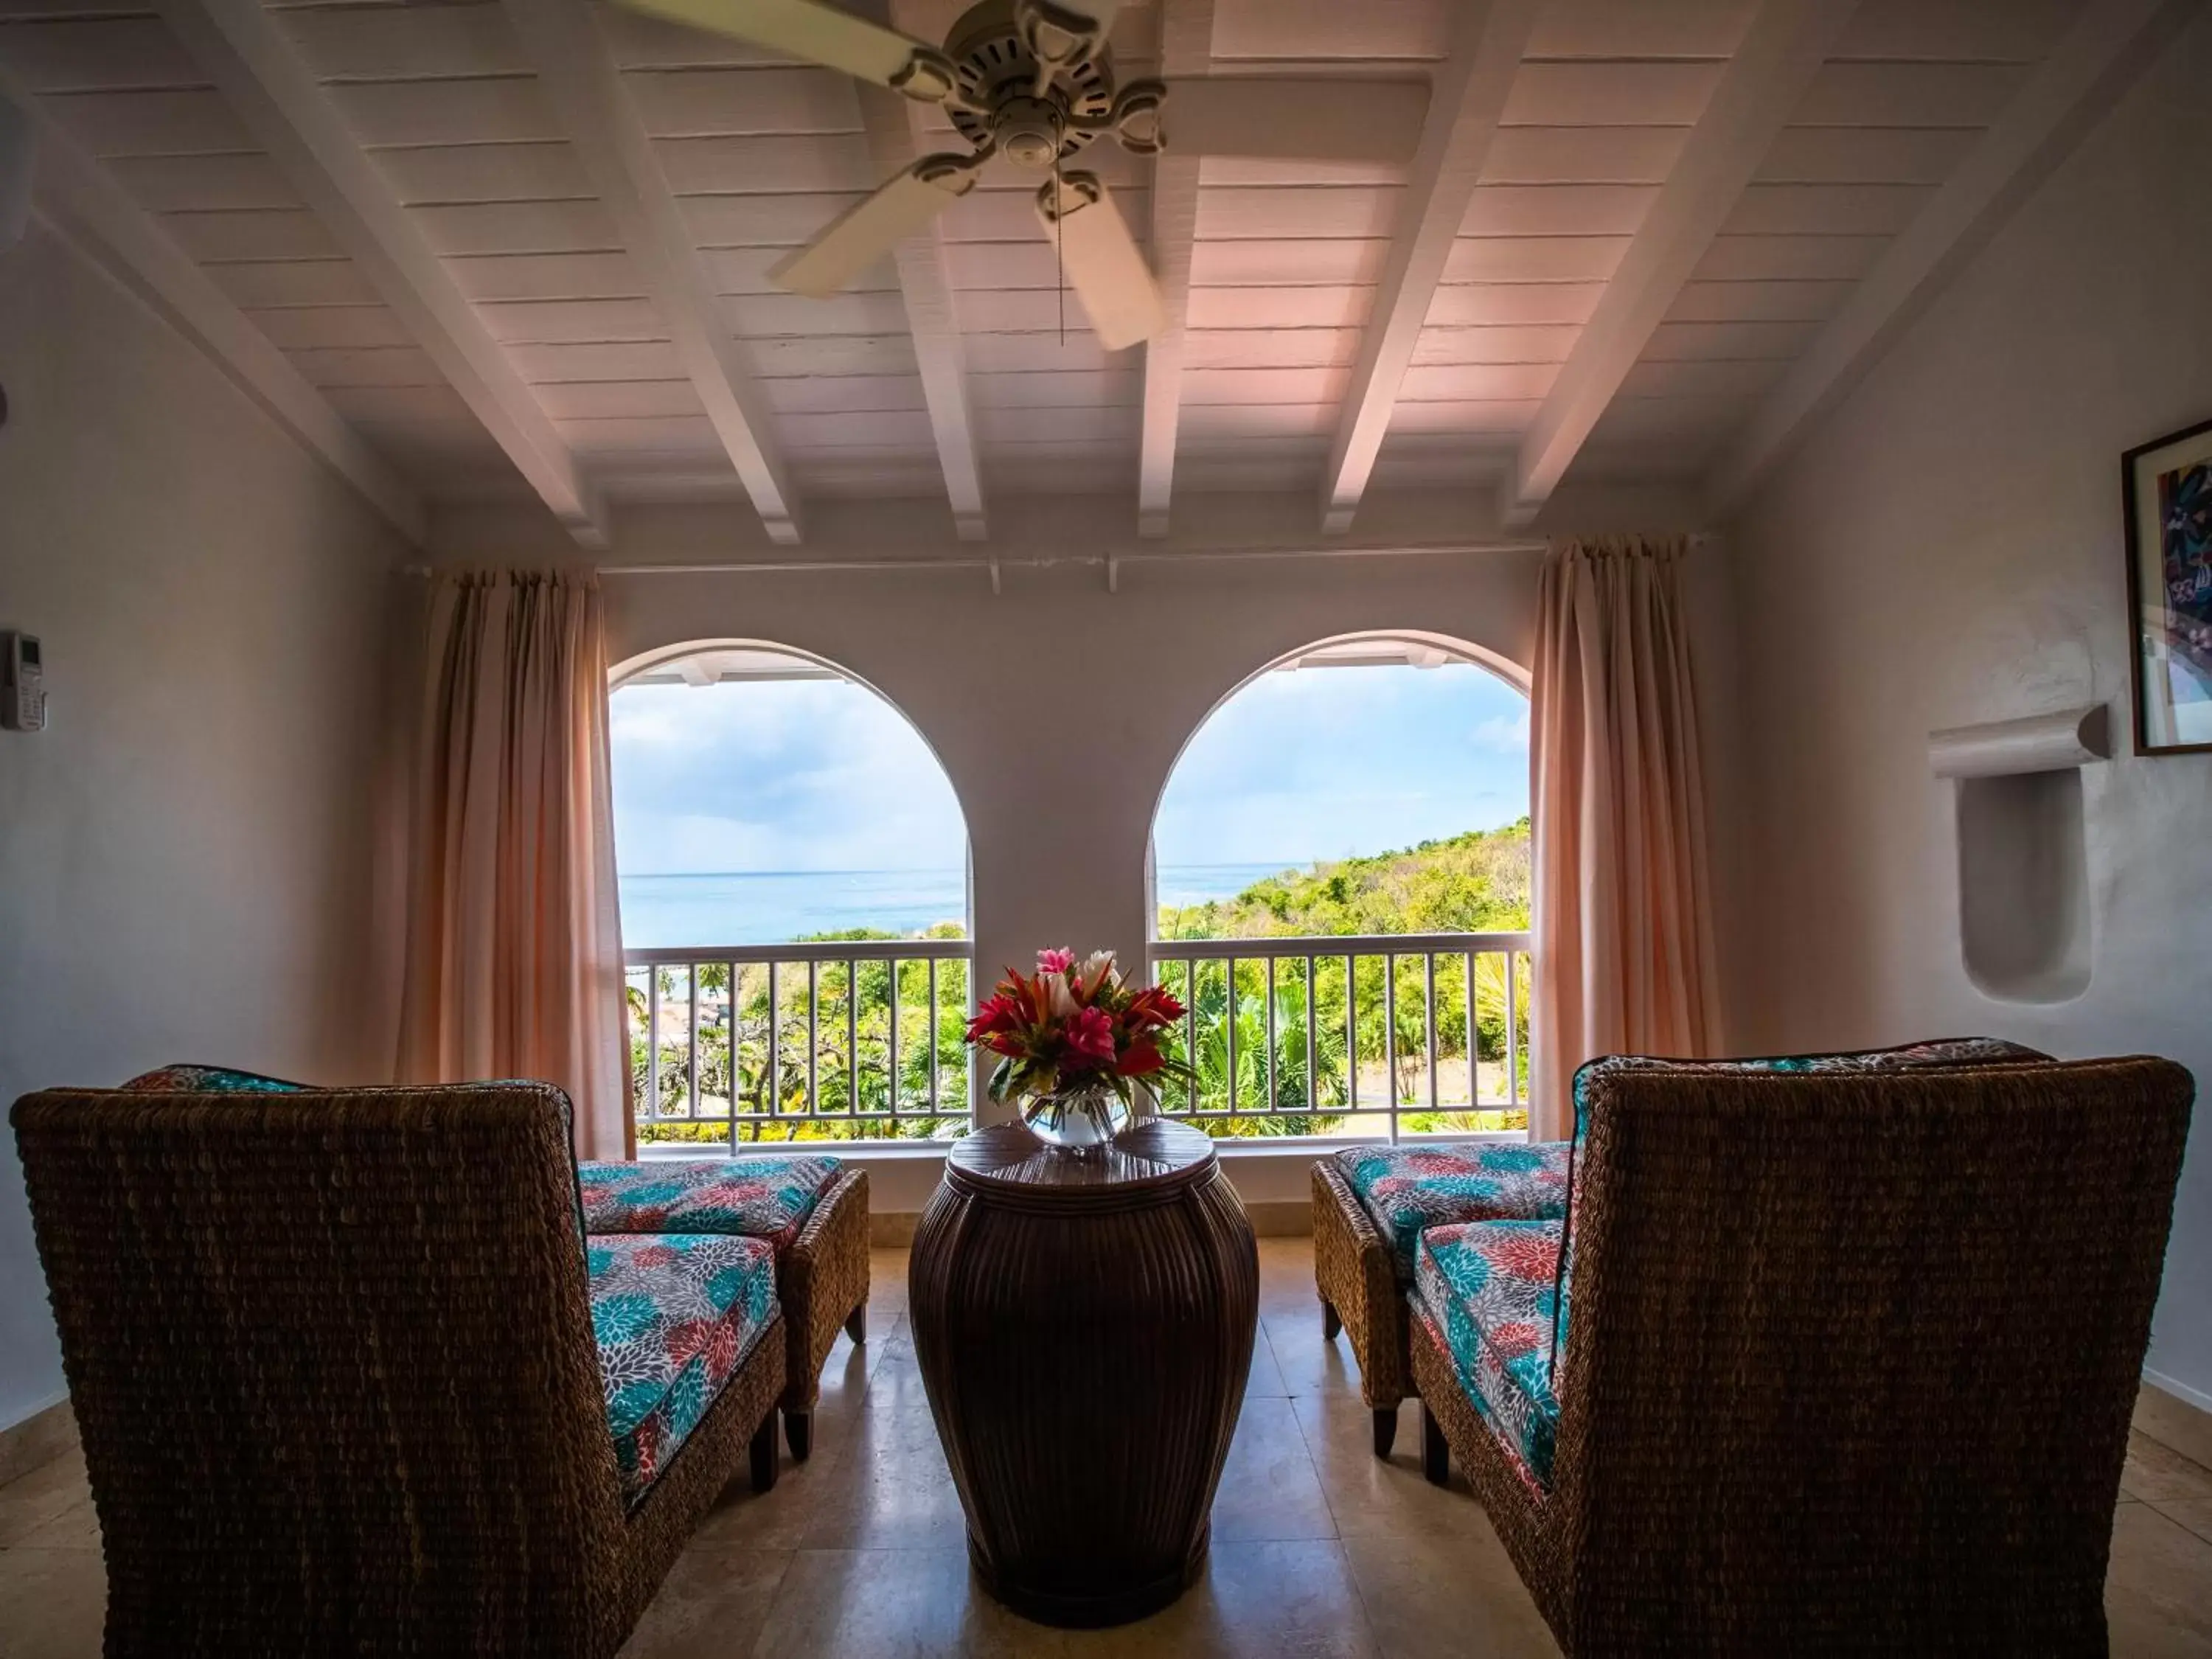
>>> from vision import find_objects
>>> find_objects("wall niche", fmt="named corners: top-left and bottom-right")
top-left (1930, 706), bottom-right (2107, 1005)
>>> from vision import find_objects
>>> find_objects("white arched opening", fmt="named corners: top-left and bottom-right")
top-left (608, 639), bottom-right (973, 1147)
top-left (1144, 630), bottom-right (1534, 1142)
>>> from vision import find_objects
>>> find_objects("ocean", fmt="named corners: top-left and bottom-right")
top-left (619, 863), bottom-right (1301, 948)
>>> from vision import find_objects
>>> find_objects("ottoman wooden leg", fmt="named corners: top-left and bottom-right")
top-left (1373, 1407), bottom-right (1399, 1460)
top-left (751, 1413), bottom-right (780, 1493)
top-left (1421, 1404), bottom-right (1450, 1486)
top-left (785, 1410), bottom-right (813, 1463)
top-left (846, 1305), bottom-right (866, 1344)
top-left (1321, 1298), bottom-right (1341, 1341)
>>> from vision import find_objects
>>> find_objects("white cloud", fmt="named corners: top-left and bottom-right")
top-left (611, 678), bottom-right (967, 874)
top-left (611, 655), bottom-right (1531, 883)
top-left (1473, 707), bottom-right (1531, 751)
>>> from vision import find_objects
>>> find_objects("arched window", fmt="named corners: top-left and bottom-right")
top-left (1148, 634), bottom-right (1532, 1141)
top-left (609, 643), bottom-right (970, 1145)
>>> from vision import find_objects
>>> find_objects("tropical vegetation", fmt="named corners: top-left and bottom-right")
top-left (627, 819), bottom-right (1532, 1144)
top-left (627, 922), bottom-right (970, 1144)
top-left (1152, 819), bottom-right (1533, 1136)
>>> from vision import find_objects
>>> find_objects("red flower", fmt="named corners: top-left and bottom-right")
top-left (967, 992), bottom-right (1023, 1040)
top-left (1119, 1036), bottom-right (1165, 1076)
top-left (965, 992), bottom-right (1032, 1057)
top-left (1124, 984), bottom-right (1185, 1029)
top-left (1063, 1004), bottom-right (1116, 1064)
top-left (965, 949), bottom-right (1192, 1105)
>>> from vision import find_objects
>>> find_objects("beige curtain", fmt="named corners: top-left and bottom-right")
top-left (397, 569), bottom-right (632, 1161)
top-left (1528, 534), bottom-right (1718, 1140)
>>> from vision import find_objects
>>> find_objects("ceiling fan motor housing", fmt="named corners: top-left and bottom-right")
top-left (990, 96), bottom-right (1066, 170)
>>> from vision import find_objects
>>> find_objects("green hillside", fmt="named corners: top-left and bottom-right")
top-left (1157, 816), bottom-right (1531, 940)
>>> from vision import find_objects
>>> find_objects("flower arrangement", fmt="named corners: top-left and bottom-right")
top-left (965, 948), bottom-right (1192, 1138)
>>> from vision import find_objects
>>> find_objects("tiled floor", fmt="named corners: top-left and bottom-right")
top-left (5, 1239), bottom-right (2212, 1655)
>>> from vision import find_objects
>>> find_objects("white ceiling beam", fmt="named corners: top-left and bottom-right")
top-left (1505, 0), bottom-right (1858, 525)
top-left (1705, 0), bottom-right (2195, 514)
top-left (1135, 0), bottom-right (1214, 539)
top-left (1318, 0), bottom-right (1543, 536)
top-left (855, 80), bottom-right (985, 540)
top-left (850, 0), bottom-right (983, 540)
top-left (156, 0), bottom-right (609, 548)
top-left (0, 63), bottom-right (424, 545)
top-left (504, 0), bottom-right (803, 544)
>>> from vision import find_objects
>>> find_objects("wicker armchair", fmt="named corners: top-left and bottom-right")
top-left (12, 1082), bottom-right (787, 1659)
top-left (1412, 1055), bottom-right (2194, 1655)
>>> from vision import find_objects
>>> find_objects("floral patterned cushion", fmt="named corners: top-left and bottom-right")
top-left (1415, 1220), bottom-right (1565, 1493)
top-left (577, 1157), bottom-right (844, 1249)
top-left (122, 1063), bottom-right (305, 1093)
top-left (589, 1231), bottom-right (778, 1505)
top-left (1333, 1141), bottom-right (1571, 1282)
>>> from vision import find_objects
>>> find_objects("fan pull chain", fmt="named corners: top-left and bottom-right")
top-left (1053, 153), bottom-right (1065, 347)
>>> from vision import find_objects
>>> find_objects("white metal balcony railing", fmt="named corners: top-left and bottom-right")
top-left (1147, 931), bottom-right (1534, 1142)
top-left (625, 939), bottom-right (973, 1146)
top-left (625, 929), bottom-right (1531, 1147)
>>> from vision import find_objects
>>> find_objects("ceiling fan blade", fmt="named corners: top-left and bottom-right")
top-left (771, 156), bottom-right (977, 298)
top-left (1037, 173), bottom-right (1166, 352)
top-left (1161, 76), bottom-right (1428, 164)
top-left (611, 0), bottom-right (957, 100)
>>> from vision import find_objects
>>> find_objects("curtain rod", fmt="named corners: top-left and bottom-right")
top-left (599, 540), bottom-right (1555, 577)
top-left (400, 532), bottom-right (1713, 585)
top-left (405, 538), bottom-right (1554, 580)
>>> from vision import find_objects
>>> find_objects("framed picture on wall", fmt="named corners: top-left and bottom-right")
top-left (2124, 414), bottom-right (2212, 754)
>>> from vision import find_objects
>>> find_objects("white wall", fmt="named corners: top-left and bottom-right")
top-left (0, 222), bottom-right (411, 1430)
top-left (1722, 13), bottom-right (2212, 1405)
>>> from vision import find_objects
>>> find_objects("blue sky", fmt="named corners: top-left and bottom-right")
top-left (610, 662), bottom-right (1530, 877)
top-left (1153, 662), bottom-right (1530, 869)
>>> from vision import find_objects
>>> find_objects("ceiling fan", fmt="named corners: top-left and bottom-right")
top-left (610, 0), bottom-right (1419, 350)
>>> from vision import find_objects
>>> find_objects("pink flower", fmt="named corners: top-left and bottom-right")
top-left (1037, 947), bottom-right (1077, 975)
top-left (1062, 1004), bottom-right (1116, 1064)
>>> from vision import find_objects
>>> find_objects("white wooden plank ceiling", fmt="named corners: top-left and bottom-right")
top-left (0, 0), bottom-right (2163, 541)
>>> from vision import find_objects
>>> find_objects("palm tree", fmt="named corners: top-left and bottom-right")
top-left (1168, 965), bottom-right (1350, 1136)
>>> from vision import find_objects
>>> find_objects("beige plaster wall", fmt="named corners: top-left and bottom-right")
top-left (1723, 13), bottom-right (2212, 1404)
top-left (0, 222), bottom-right (411, 1428)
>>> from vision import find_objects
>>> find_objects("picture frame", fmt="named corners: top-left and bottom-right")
top-left (2122, 414), bottom-right (2212, 755)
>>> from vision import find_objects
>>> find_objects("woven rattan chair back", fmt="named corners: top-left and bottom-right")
top-left (13, 1082), bottom-right (630, 1654)
top-left (1541, 1056), bottom-right (2194, 1652)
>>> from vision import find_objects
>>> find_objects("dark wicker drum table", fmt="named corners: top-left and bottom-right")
top-left (909, 1119), bottom-right (1259, 1627)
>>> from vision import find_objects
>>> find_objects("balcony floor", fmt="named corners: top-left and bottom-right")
top-left (4, 1238), bottom-right (2211, 1655)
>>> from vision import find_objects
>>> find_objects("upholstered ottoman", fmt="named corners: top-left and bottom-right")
top-left (1313, 1142), bottom-right (1570, 1455)
top-left (580, 1157), bottom-right (870, 1461)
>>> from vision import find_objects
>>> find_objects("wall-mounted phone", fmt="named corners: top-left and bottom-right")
top-left (4, 631), bottom-right (45, 731)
